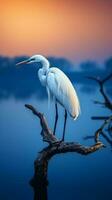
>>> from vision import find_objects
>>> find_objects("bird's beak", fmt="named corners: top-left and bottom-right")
top-left (16, 59), bottom-right (29, 66)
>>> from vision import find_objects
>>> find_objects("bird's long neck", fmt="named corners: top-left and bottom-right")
top-left (40, 57), bottom-right (50, 72)
top-left (38, 57), bottom-right (50, 87)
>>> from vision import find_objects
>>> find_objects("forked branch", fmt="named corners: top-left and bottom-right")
top-left (25, 104), bottom-right (105, 200)
top-left (25, 104), bottom-right (104, 150)
top-left (85, 73), bottom-right (112, 147)
top-left (87, 73), bottom-right (112, 110)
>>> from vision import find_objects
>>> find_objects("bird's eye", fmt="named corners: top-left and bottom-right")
top-left (30, 58), bottom-right (35, 61)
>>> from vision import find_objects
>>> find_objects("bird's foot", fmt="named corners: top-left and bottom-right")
top-left (51, 139), bottom-right (64, 149)
top-left (57, 139), bottom-right (64, 145)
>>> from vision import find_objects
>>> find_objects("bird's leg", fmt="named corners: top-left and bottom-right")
top-left (53, 103), bottom-right (58, 135)
top-left (62, 110), bottom-right (67, 141)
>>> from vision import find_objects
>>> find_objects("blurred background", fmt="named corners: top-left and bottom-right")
top-left (0, 0), bottom-right (112, 200)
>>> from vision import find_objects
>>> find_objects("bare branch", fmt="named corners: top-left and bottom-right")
top-left (93, 100), bottom-right (105, 105)
top-left (25, 104), bottom-right (104, 151)
top-left (101, 131), bottom-right (112, 147)
top-left (86, 76), bottom-right (101, 83)
top-left (102, 72), bottom-right (112, 83)
top-left (94, 116), bottom-right (112, 143)
top-left (25, 104), bottom-right (58, 144)
top-left (25, 104), bottom-right (105, 200)
top-left (87, 74), bottom-right (112, 111)
top-left (91, 116), bottom-right (110, 120)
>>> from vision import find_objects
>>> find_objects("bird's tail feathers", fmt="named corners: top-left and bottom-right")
top-left (73, 113), bottom-right (79, 120)
top-left (73, 103), bottom-right (81, 120)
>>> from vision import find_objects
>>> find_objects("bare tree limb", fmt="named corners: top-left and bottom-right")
top-left (25, 104), bottom-right (104, 149)
top-left (25, 104), bottom-right (105, 200)
top-left (25, 104), bottom-right (58, 144)
top-left (93, 100), bottom-right (105, 105)
top-left (87, 74), bottom-right (112, 110)
top-left (87, 73), bottom-right (112, 146)
top-left (101, 131), bottom-right (112, 147)
top-left (91, 116), bottom-right (110, 120)
top-left (94, 115), bottom-right (112, 143)
top-left (102, 72), bottom-right (112, 83)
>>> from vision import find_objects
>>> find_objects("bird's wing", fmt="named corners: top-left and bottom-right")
top-left (46, 67), bottom-right (80, 118)
top-left (46, 86), bottom-right (51, 109)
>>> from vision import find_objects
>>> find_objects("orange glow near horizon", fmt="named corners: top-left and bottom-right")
top-left (0, 0), bottom-right (112, 62)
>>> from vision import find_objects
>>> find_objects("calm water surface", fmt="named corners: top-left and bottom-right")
top-left (0, 85), bottom-right (112, 200)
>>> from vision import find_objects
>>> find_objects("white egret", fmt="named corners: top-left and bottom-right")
top-left (16, 55), bottom-right (80, 141)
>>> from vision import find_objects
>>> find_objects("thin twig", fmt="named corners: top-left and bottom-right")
top-left (91, 116), bottom-right (110, 120)
top-left (94, 116), bottom-right (112, 143)
top-left (87, 74), bottom-right (112, 111)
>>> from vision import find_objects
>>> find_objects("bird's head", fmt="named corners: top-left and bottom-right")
top-left (16, 55), bottom-right (48, 66)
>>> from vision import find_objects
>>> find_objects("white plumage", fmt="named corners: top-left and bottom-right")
top-left (46, 67), bottom-right (80, 119)
top-left (16, 54), bottom-right (80, 141)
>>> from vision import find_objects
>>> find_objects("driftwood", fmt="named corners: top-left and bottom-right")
top-left (25, 104), bottom-right (105, 200)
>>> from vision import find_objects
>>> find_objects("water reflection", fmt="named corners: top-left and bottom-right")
top-left (0, 87), bottom-right (112, 200)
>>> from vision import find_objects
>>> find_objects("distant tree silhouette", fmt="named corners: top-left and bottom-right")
top-left (80, 61), bottom-right (98, 71)
top-left (0, 56), bottom-right (112, 100)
